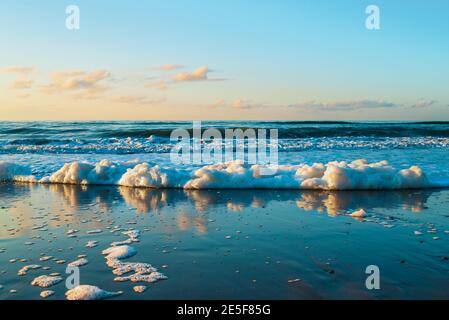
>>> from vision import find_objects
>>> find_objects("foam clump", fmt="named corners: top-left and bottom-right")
top-left (112, 262), bottom-right (157, 276)
top-left (117, 272), bottom-right (167, 283)
top-left (133, 285), bottom-right (146, 293)
top-left (102, 230), bottom-right (167, 285)
top-left (17, 264), bottom-right (41, 276)
top-left (183, 159), bottom-right (430, 190)
top-left (40, 160), bottom-right (130, 185)
top-left (0, 159), bottom-right (436, 190)
top-left (118, 163), bottom-right (189, 188)
top-left (65, 285), bottom-right (122, 300)
top-left (68, 258), bottom-right (88, 267)
top-left (111, 229), bottom-right (141, 246)
top-left (102, 245), bottom-right (137, 262)
top-left (184, 161), bottom-right (299, 189)
top-left (31, 275), bottom-right (63, 288)
top-left (40, 290), bottom-right (55, 298)
top-left (299, 160), bottom-right (429, 190)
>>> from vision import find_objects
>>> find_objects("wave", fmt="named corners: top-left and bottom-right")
top-left (1, 136), bottom-right (449, 154)
top-left (2, 122), bottom-right (449, 140)
top-left (1, 159), bottom-right (447, 190)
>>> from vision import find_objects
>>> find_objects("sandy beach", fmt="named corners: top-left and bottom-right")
top-left (1, 183), bottom-right (448, 299)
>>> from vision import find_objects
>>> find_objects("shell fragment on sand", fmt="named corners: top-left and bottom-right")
top-left (350, 209), bottom-right (366, 218)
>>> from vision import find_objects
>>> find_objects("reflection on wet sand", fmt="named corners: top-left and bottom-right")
top-left (119, 187), bottom-right (169, 214)
top-left (1, 182), bottom-right (448, 300)
top-left (0, 183), bottom-right (429, 239)
top-left (295, 190), bottom-right (430, 216)
top-left (1, 183), bottom-right (435, 217)
top-left (0, 183), bottom-right (436, 239)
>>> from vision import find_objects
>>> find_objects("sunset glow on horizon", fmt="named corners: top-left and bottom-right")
top-left (1, 0), bottom-right (448, 121)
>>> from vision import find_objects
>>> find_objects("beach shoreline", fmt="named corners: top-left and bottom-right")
top-left (1, 183), bottom-right (449, 300)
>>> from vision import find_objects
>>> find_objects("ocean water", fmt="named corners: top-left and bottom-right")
top-left (1, 121), bottom-right (449, 299)
top-left (1, 121), bottom-right (449, 189)
top-left (1, 185), bottom-right (449, 299)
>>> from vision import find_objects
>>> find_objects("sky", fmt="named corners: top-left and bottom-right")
top-left (0, 0), bottom-right (448, 121)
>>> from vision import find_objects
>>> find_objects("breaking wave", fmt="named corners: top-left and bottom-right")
top-left (1, 159), bottom-right (448, 190)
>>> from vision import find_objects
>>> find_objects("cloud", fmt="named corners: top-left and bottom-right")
top-left (44, 70), bottom-right (110, 90)
top-left (232, 99), bottom-right (268, 109)
top-left (146, 80), bottom-right (168, 91)
top-left (410, 99), bottom-right (436, 108)
top-left (289, 99), bottom-right (399, 111)
top-left (172, 66), bottom-right (210, 82)
top-left (41, 70), bottom-right (111, 98)
top-left (209, 98), bottom-right (265, 110)
top-left (16, 93), bottom-right (31, 99)
top-left (9, 77), bottom-right (34, 89)
top-left (112, 95), bottom-right (165, 106)
top-left (1, 66), bottom-right (35, 74)
top-left (232, 99), bottom-right (249, 109)
top-left (157, 64), bottom-right (184, 71)
top-left (208, 99), bottom-right (226, 108)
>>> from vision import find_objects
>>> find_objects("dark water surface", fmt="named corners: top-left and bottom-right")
top-left (1, 183), bottom-right (449, 299)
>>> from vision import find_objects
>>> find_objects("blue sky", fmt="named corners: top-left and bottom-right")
top-left (0, 0), bottom-right (448, 120)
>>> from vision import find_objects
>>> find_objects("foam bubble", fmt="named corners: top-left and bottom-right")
top-left (31, 275), bottom-right (63, 288)
top-left (102, 245), bottom-right (137, 261)
top-left (67, 258), bottom-right (88, 267)
top-left (17, 264), bottom-right (41, 276)
top-left (65, 285), bottom-right (122, 300)
top-left (40, 290), bottom-right (55, 298)
top-left (133, 285), bottom-right (147, 293)
top-left (102, 230), bottom-right (167, 285)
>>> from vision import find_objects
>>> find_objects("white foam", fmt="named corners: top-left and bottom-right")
top-left (65, 285), bottom-right (122, 300)
top-left (31, 275), bottom-right (63, 288)
top-left (86, 240), bottom-right (98, 248)
top-left (40, 290), bottom-right (55, 298)
top-left (112, 262), bottom-right (157, 276)
top-left (41, 160), bottom-right (129, 185)
top-left (17, 264), bottom-right (41, 276)
top-left (117, 272), bottom-right (167, 283)
top-left (102, 245), bottom-right (137, 261)
top-left (102, 230), bottom-right (167, 285)
top-left (133, 285), bottom-right (147, 293)
top-left (67, 258), bottom-right (88, 267)
top-left (122, 229), bottom-right (140, 241)
top-left (0, 159), bottom-right (442, 190)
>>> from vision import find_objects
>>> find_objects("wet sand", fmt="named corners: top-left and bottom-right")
top-left (1, 183), bottom-right (449, 299)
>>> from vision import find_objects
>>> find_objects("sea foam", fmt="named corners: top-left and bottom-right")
top-left (0, 159), bottom-right (443, 190)
top-left (65, 285), bottom-right (122, 300)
